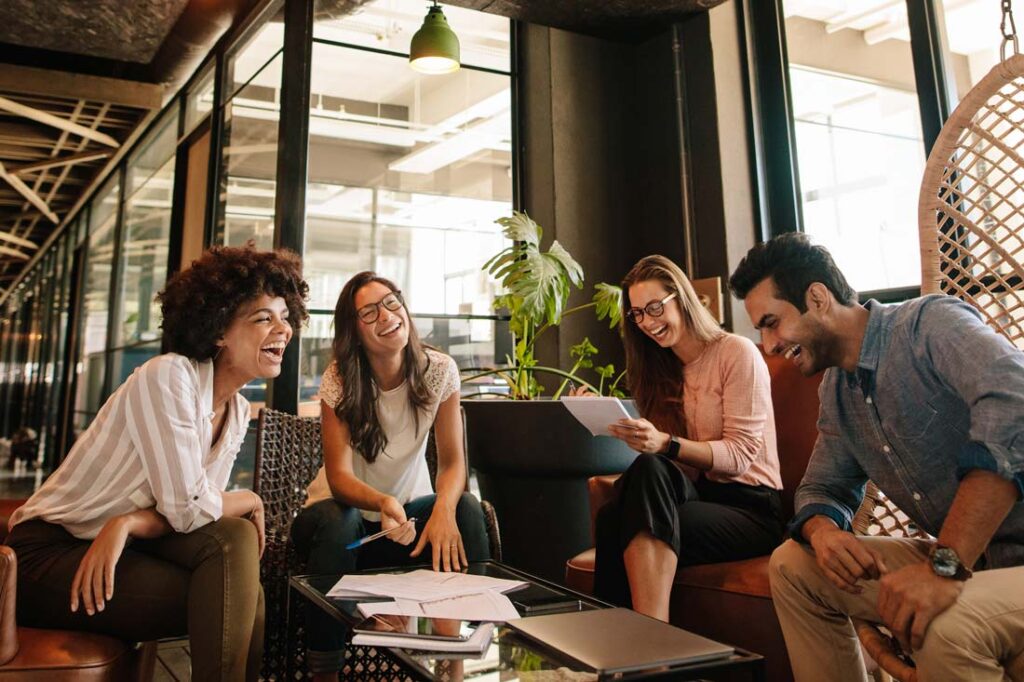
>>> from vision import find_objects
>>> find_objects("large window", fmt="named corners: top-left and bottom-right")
top-left (783, 1), bottom-right (927, 292)
top-left (300, 0), bottom-right (513, 411)
top-left (216, 6), bottom-right (284, 248)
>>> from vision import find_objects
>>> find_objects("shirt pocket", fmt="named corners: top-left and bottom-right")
top-left (886, 403), bottom-right (938, 441)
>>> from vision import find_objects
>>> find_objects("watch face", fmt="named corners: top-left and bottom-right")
top-left (931, 547), bottom-right (959, 577)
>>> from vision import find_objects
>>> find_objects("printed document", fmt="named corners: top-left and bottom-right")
top-left (357, 591), bottom-right (521, 622)
top-left (327, 569), bottom-right (527, 601)
top-left (351, 621), bottom-right (495, 654)
top-left (560, 396), bottom-right (634, 436)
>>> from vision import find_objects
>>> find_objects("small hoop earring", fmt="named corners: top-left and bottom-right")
top-left (213, 345), bottom-right (224, 361)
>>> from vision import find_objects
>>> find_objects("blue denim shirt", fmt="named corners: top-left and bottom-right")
top-left (791, 295), bottom-right (1024, 568)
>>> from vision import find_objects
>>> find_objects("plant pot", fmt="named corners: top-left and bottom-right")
top-left (462, 399), bottom-right (638, 583)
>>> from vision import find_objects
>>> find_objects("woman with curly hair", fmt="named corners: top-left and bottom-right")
top-left (592, 255), bottom-right (783, 621)
top-left (290, 271), bottom-right (490, 681)
top-left (6, 244), bottom-right (308, 682)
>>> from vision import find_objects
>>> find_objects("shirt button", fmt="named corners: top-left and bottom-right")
top-left (913, 492), bottom-right (922, 501)
top-left (882, 445), bottom-right (890, 453)
top-left (865, 396), bottom-right (873, 405)
top-left (193, 495), bottom-right (199, 501)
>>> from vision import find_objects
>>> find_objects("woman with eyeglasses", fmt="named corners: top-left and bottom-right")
top-left (290, 271), bottom-right (490, 681)
top-left (591, 255), bottom-right (783, 621)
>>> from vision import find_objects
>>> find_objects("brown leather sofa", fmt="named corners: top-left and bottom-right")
top-left (0, 499), bottom-right (156, 681)
top-left (564, 348), bottom-right (822, 682)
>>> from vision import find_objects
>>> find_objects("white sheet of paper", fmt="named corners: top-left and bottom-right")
top-left (357, 590), bottom-right (521, 622)
top-left (327, 569), bottom-right (527, 601)
top-left (351, 621), bottom-right (495, 654)
top-left (560, 396), bottom-right (633, 436)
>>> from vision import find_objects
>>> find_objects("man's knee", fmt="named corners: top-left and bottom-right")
top-left (916, 601), bottom-right (995, 670)
top-left (769, 539), bottom-right (818, 592)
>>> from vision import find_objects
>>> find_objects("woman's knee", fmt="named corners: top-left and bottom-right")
top-left (454, 492), bottom-right (489, 559)
top-left (296, 500), bottom-right (364, 546)
top-left (199, 517), bottom-right (259, 562)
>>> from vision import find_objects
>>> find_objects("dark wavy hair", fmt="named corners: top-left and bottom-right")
top-left (621, 255), bottom-right (724, 438)
top-left (157, 244), bottom-right (309, 361)
top-left (333, 272), bottom-right (433, 463)
top-left (728, 232), bottom-right (856, 311)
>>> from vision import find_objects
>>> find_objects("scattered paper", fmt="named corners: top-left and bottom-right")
top-left (560, 397), bottom-right (634, 437)
top-left (351, 621), bottom-right (495, 654)
top-left (357, 590), bottom-right (521, 622)
top-left (327, 569), bottom-right (527, 601)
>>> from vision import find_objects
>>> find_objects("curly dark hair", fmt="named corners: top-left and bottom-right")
top-left (728, 232), bottom-right (856, 312)
top-left (157, 244), bottom-right (309, 361)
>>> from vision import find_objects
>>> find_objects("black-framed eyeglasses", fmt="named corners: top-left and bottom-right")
top-left (626, 291), bottom-right (678, 324)
top-left (357, 291), bottom-right (404, 324)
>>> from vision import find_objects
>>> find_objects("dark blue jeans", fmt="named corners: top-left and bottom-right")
top-left (290, 492), bottom-right (490, 672)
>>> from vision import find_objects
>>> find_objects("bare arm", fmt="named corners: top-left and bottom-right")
top-left (937, 469), bottom-right (1017, 566)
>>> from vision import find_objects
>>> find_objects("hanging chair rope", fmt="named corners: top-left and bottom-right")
top-left (1003, 0), bottom-right (1020, 62)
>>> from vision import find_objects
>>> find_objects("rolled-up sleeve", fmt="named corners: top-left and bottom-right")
top-left (789, 397), bottom-right (869, 543)
top-left (919, 297), bottom-right (1024, 500)
top-left (124, 357), bottom-right (222, 532)
top-left (707, 337), bottom-right (771, 476)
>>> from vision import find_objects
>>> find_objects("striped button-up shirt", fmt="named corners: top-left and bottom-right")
top-left (790, 296), bottom-right (1024, 569)
top-left (10, 353), bottom-right (250, 539)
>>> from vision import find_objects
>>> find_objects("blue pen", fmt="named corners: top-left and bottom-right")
top-left (344, 518), bottom-right (417, 550)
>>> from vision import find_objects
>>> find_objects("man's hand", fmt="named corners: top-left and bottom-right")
top-left (379, 496), bottom-right (416, 545)
top-left (807, 522), bottom-right (888, 593)
top-left (410, 506), bottom-right (467, 572)
top-left (71, 516), bottom-right (131, 615)
top-left (877, 562), bottom-right (962, 652)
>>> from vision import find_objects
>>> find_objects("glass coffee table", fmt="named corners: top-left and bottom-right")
top-left (290, 561), bottom-right (764, 681)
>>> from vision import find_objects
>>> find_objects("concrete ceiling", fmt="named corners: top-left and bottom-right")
top-left (0, 0), bottom-right (190, 63)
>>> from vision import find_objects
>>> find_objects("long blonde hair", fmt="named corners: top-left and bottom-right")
top-left (621, 255), bottom-right (724, 436)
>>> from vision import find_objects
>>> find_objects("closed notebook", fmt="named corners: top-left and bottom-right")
top-left (507, 607), bottom-right (734, 675)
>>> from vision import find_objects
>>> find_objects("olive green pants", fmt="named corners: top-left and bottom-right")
top-left (6, 517), bottom-right (264, 682)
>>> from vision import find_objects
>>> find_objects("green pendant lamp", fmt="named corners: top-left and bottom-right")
top-left (409, 1), bottom-right (460, 74)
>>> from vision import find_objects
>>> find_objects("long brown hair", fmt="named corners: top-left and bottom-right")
top-left (621, 255), bottom-right (724, 436)
top-left (332, 272), bottom-right (433, 463)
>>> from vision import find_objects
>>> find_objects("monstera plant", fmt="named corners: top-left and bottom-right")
top-left (464, 211), bottom-right (624, 399)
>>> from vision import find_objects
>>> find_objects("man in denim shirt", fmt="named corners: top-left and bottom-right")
top-left (730, 233), bottom-right (1024, 682)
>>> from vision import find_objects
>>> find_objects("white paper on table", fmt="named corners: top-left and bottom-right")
top-left (351, 621), bottom-right (495, 654)
top-left (327, 569), bottom-right (527, 601)
top-left (356, 590), bottom-right (521, 622)
top-left (560, 396), bottom-right (634, 437)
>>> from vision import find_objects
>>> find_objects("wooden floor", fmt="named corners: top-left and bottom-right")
top-left (154, 638), bottom-right (192, 681)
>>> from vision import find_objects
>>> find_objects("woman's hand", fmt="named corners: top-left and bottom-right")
top-left (71, 516), bottom-right (131, 615)
top-left (410, 507), bottom-right (467, 572)
top-left (247, 491), bottom-right (266, 558)
top-left (608, 417), bottom-right (672, 454)
top-left (568, 385), bottom-right (596, 397)
top-left (379, 496), bottom-right (416, 545)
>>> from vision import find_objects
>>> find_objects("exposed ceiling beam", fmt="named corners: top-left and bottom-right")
top-left (0, 95), bottom-right (120, 148)
top-left (0, 244), bottom-right (29, 260)
top-left (0, 230), bottom-right (36, 249)
top-left (0, 161), bottom-right (59, 223)
top-left (825, 1), bottom-right (902, 34)
top-left (0, 64), bottom-right (164, 110)
top-left (11, 149), bottom-right (113, 175)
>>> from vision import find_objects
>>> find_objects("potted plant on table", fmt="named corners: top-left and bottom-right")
top-left (461, 211), bottom-right (640, 583)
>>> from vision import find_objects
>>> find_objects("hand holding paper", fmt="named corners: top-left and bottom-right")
top-left (560, 396), bottom-right (634, 437)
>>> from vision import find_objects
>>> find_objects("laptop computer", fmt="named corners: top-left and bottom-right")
top-left (507, 607), bottom-right (735, 675)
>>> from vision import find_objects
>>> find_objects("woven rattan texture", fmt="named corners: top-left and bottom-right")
top-left (920, 54), bottom-right (1024, 349)
top-left (852, 482), bottom-right (932, 540)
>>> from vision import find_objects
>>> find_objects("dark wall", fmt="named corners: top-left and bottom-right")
top-left (518, 16), bottom-right (737, 379)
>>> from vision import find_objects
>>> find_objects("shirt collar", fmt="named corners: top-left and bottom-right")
top-left (842, 299), bottom-right (886, 390)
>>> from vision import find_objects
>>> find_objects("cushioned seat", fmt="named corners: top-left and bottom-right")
top-left (0, 502), bottom-right (155, 682)
top-left (565, 348), bottom-right (822, 682)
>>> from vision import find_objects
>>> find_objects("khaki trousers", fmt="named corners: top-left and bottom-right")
top-left (769, 537), bottom-right (1024, 682)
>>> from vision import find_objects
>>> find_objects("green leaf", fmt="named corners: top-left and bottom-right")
top-left (570, 337), bottom-right (598, 360)
top-left (596, 363), bottom-right (616, 380)
top-left (547, 241), bottom-right (584, 288)
top-left (495, 211), bottom-right (541, 245)
top-left (593, 282), bottom-right (622, 328)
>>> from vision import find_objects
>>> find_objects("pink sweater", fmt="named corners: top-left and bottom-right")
top-left (680, 333), bottom-right (782, 490)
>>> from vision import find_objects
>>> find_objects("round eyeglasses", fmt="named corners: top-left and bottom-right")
top-left (625, 291), bottom-right (678, 324)
top-left (357, 291), bottom-right (404, 324)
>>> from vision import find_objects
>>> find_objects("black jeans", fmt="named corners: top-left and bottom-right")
top-left (594, 453), bottom-right (784, 608)
top-left (290, 492), bottom-right (490, 672)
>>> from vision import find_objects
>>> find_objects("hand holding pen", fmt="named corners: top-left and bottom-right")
top-left (345, 517), bottom-right (418, 550)
top-left (376, 496), bottom-right (417, 546)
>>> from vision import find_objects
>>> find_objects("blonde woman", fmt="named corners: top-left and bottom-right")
top-left (593, 255), bottom-right (784, 621)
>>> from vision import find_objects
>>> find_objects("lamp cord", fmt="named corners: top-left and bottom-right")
top-left (1002, 0), bottom-right (1019, 61)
